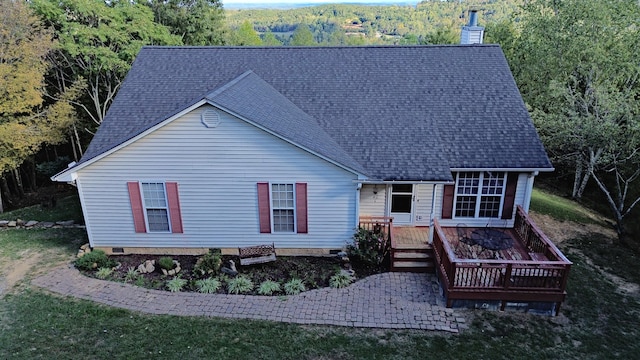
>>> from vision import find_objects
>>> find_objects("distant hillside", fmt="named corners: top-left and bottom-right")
top-left (226, 0), bottom-right (523, 45)
top-left (225, 1), bottom-right (420, 10)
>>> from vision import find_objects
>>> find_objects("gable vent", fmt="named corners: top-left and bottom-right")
top-left (201, 110), bottom-right (221, 128)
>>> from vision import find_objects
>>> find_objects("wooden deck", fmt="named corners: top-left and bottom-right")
top-left (441, 227), bottom-right (534, 261)
top-left (432, 206), bottom-right (572, 315)
top-left (393, 226), bottom-right (430, 249)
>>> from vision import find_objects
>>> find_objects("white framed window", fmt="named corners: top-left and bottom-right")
top-left (271, 183), bottom-right (295, 233)
top-left (454, 172), bottom-right (506, 218)
top-left (141, 182), bottom-right (170, 232)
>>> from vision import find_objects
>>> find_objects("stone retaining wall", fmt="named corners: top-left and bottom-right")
top-left (0, 219), bottom-right (84, 229)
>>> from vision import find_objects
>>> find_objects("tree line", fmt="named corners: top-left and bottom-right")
top-left (2, 0), bottom-right (640, 250)
top-left (226, 1), bottom-right (522, 45)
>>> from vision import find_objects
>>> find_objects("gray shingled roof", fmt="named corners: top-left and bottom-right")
top-left (206, 71), bottom-right (366, 174)
top-left (78, 45), bottom-right (552, 181)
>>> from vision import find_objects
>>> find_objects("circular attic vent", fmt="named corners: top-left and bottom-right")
top-left (201, 110), bottom-right (221, 128)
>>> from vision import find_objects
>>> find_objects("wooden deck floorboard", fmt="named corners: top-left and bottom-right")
top-left (441, 226), bottom-right (534, 261)
top-left (393, 227), bottom-right (430, 249)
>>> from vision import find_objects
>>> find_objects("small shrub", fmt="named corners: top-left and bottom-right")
top-left (124, 267), bottom-right (140, 283)
top-left (227, 276), bottom-right (254, 294)
top-left (158, 256), bottom-right (175, 270)
top-left (329, 272), bottom-right (354, 288)
top-left (36, 156), bottom-right (71, 178)
top-left (134, 276), bottom-right (146, 287)
top-left (193, 249), bottom-right (222, 276)
top-left (258, 280), bottom-right (281, 295)
top-left (166, 276), bottom-right (187, 292)
top-left (284, 278), bottom-right (306, 295)
top-left (74, 250), bottom-right (116, 271)
top-left (347, 227), bottom-right (390, 267)
top-left (95, 267), bottom-right (113, 279)
top-left (195, 278), bottom-right (221, 294)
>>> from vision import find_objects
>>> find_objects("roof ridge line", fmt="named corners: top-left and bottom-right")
top-left (206, 70), bottom-right (255, 100)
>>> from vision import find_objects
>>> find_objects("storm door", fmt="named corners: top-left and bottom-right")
top-left (389, 184), bottom-right (414, 225)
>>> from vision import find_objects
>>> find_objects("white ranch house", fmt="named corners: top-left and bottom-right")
top-left (53, 45), bottom-right (553, 257)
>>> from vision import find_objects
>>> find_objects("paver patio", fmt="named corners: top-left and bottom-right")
top-left (32, 265), bottom-right (466, 332)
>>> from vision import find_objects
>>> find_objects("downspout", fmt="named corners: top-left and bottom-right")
top-left (428, 184), bottom-right (438, 244)
top-left (523, 171), bottom-right (538, 213)
top-left (355, 182), bottom-right (362, 228)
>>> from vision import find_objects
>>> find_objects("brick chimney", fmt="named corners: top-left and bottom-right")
top-left (460, 10), bottom-right (484, 44)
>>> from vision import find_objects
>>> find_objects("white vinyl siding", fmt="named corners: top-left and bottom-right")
top-left (76, 105), bottom-right (357, 249)
top-left (413, 184), bottom-right (434, 226)
top-left (359, 184), bottom-right (386, 216)
top-left (358, 183), bottom-right (434, 226)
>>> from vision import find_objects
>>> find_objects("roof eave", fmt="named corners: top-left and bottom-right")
top-left (449, 167), bottom-right (554, 173)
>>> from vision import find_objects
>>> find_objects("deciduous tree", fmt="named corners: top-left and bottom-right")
top-left (31, 0), bottom-right (181, 130)
top-left (512, 0), bottom-right (640, 242)
top-left (0, 0), bottom-right (77, 210)
top-left (148, 0), bottom-right (227, 46)
top-left (290, 25), bottom-right (316, 46)
top-left (232, 21), bottom-right (262, 46)
top-left (513, 0), bottom-right (640, 199)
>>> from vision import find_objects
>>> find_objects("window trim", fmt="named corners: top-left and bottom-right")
top-left (269, 182), bottom-right (297, 234)
top-left (452, 172), bottom-right (507, 219)
top-left (140, 182), bottom-right (172, 233)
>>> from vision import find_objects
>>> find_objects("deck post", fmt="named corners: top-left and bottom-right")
top-left (504, 263), bottom-right (513, 289)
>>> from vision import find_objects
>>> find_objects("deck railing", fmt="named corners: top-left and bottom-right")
top-left (358, 216), bottom-right (394, 246)
top-left (432, 210), bottom-right (572, 314)
top-left (514, 206), bottom-right (571, 263)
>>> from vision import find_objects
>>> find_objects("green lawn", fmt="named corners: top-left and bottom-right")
top-left (1, 188), bottom-right (639, 359)
top-left (0, 194), bottom-right (84, 223)
top-left (0, 228), bottom-right (86, 261)
top-left (530, 188), bottom-right (606, 226)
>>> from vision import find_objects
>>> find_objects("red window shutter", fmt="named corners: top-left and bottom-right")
top-left (165, 182), bottom-right (183, 233)
top-left (442, 185), bottom-right (455, 219)
top-left (501, 173), bottom-right (518, 219)
top-left (296, 183), bottom-right (308, 234)
top-left (127, 182), bottom-right (146, 233)
top-left (257, 182), bottom-right (271, 233)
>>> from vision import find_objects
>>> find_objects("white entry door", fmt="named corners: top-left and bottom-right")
top-left (389, 184), bottom-right (414, 225)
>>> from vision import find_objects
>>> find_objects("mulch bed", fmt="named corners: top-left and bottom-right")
top-left (84, 253), bottom-right (388, 295)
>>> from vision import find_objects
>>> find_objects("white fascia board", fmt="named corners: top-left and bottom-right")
top-left (50, 100), bottom-right (208, 183)
top-left (209, 101), bottom-right (367, 179)
top-left (450, 167), bottom-right (554, 173)
top-left (356, 179), bottom-right (454, 185)
top-left (51, 169), bottom-right (78, 182)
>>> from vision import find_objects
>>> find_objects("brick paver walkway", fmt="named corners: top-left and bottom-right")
top-left (32, 265), bottom-right (466, 332)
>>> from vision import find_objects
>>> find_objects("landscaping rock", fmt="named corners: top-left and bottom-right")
top-left (56, 220), bottom-right (75, 226)
top-left (161, 260), bottom-right (181, 276)
top-left (138, 260), bottom-right (156, 274)
top-left (0, 220), bottom-right (8, 227)
top-left (7, 221), bottom-right (16, 227)
top-left (340, 269), bottom-right (356, 277)
top-left (77, 243), bottom-right (91, 258)
top-left (25, 220), bottom-right (39, 227)
top-left (40, 222), bottom-right (55, 228)
top-left (16, 219), bottom-right (24, 226)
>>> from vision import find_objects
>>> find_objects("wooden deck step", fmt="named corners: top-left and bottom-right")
top-left (393, 243), bottom-right (432, 250)
top-left (394, 252), bottom-right (431, 259)
top-left (391, 247), bottom-right (435, 273)
top-left (392, 261), bottom-right (434, 273)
